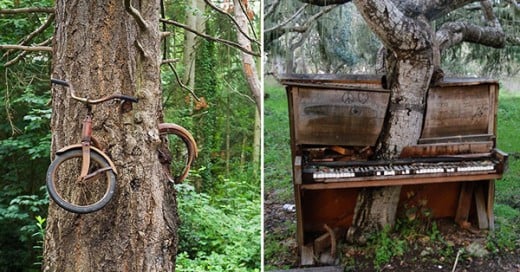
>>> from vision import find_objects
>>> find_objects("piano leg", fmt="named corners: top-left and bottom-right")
top-left (487, 180), bottom-right (495, 231)
top-left (455, 182), bottom-right (474, 227)
top-left (455, 181), bottom-right (495, 230)
top-left (474, 183), bottom-right (489, 229)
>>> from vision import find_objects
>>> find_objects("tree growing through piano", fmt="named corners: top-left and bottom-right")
top-left (266, 0), bottom-right (515, 249)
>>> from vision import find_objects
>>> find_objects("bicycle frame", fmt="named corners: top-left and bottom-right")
top-left (51, 78), bottom-right (137, 181)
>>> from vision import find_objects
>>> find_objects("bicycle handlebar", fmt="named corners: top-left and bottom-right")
top-left (51, 78), bottom-right (139, 104)
top-left (51, 78), bottom-right (70, 87)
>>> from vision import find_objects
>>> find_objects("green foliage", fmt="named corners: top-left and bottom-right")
top-left (176, 183), bottom-right (260, 272)
top-left (32, 216), bottom-right (46, 266)
top-left (0, 65), bottom-right (51, 272)
top-left (487, 204), bottom-right (520, 252)
top-left (367, 225), bottom-right (407, 270)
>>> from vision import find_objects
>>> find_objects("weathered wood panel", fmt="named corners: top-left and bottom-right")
top-left (421, 83), bottom-right (498, 139)
top-left (292, 87), bottom-right (389, 146)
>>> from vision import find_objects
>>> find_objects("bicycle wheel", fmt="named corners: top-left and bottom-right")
top-left (46, 149), bottom-right (116, 214)
top-left (159, 123), bottom-right (197, 184)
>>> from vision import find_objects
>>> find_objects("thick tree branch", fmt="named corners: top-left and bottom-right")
top-left (203, 0), bottom-right (259, 46)
top-left (160, 18), bottom-right (260, 57)
top-left (0, 7), bottom-right (54, 14)
top-left (437, 22), bottom-right (505, 50)
top-left (298, 0), bottom-right (479, 20)
top-left (353, 0), bottom-right (432, 53)
top-left (436, 0), bottom-right (505, 51)
top-left (392, 0), bottom-right (477, 19)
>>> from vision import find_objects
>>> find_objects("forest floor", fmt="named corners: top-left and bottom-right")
top-left (264, 78), bottom-right (520, 272)
top-left (265, 189), bottom-right (520, 272)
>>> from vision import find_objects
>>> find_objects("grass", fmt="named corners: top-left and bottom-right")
top-left (264, 77), bottom-right (292, 203)
top-left (264, 78), bottom-right (520, 270)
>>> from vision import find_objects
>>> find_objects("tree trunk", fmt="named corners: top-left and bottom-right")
top-left (347, 0), bottom-right (434, 241)
top-left (44, 1), bottom-right (177, 271)
top-left (182, 0), bottom-right (206, 89)
top-left (234, 0), bottom-right (261, 174)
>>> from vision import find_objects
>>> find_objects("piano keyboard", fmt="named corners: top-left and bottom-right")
top-left (311, 160), bottom-right (497, 180)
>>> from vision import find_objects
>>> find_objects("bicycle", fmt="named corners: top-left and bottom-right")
top-left (47, 79), bottom-right (198, 214)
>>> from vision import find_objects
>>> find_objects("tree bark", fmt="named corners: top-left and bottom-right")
top-left (234, 0), bottom-right (261, 172)
top-left (347, 0), bottom-right (434, 241)
top-left (44, 1), bottom-right (177, 271)
top-left (182, 0), bottom-right (206, 89)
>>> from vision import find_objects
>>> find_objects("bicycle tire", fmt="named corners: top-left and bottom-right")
top-left (46, 149), bottom-right (116, 214)
top-left (159, 123), bottom-right (197, 184)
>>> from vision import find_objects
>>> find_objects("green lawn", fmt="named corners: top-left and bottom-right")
top-left (264, 78), bottom-right (292, 203)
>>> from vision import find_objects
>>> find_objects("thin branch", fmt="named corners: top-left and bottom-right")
top-left (124, 0), bottom-right (149, 30)
top-left (3, 13), bottom-right (55, 59)
top-left (204, 0), bottom-right (259, 46)
top-left (161, 58), bottom-right (179, 64)
top-left (480, 0), bottom-right (500, 27)
top-left (223, 79), bottom-right (255, 104)
top-left (237, 0), bottom-right (259, 41)
top-left (0, 7), bottom-right (54, 14)
top-left (160, 18), bottom-right (260, 57)
top-left (3, 69), bottom-right (22, 135)
top-left (264, 4), bottom-right (308, 33)
top-left (167, 63), bottom-right (200, 101)
top-left (0, 45), bottom-right (52, 52)
top-left (265, 0), bottom-right (280, 17)
top-left (4, 37), bottom-right (52, 66)
top-left (264, 4), bottom-right (338, 47)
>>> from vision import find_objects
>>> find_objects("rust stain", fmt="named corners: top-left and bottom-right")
top-left (244, 63), bottom-right (253, 77)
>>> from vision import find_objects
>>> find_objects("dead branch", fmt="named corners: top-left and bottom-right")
top-left (0, 44), bottom-right (52, 52)
top-left (124, 0), bottom-right (149, 30)
top-left (203, 0), bottom-right (259, 46)
top-left (160, 18), bottom-right (260, 57)
top-left (0, 7), bottom-right (54, 14)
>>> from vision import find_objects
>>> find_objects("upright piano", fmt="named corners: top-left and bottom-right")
top-left (280, 74), bottom-right (508, 265)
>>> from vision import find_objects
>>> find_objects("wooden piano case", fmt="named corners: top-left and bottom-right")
top-left (281, 74), bottom-right (507, 265)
